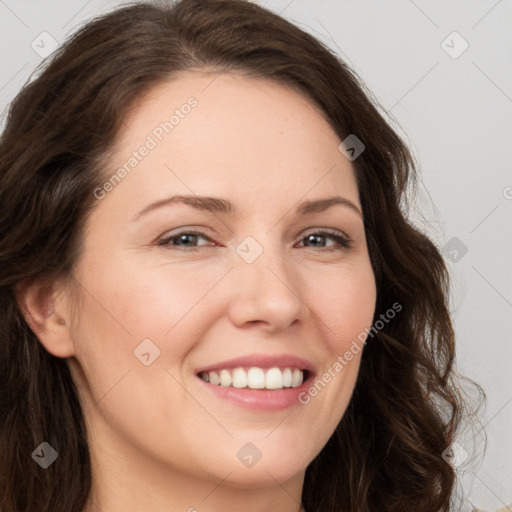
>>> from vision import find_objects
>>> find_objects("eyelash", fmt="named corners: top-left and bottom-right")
top-left (156, 228), bottom-right (353, 252)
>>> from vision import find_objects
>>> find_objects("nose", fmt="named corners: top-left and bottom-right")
top-left (227, 241), bottom-right (307, 332)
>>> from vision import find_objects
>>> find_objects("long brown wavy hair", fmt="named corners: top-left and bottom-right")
top-left (0, 1), bottom-right (484, 511)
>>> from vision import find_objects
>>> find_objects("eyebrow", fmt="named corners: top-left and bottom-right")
top-left (129, 194), bottom-right (362, 222)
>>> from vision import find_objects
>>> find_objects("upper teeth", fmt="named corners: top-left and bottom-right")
top-left (199, 367), bottom-right (304, 390)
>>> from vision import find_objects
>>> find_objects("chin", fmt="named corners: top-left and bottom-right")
top-left (217, 462), bottom-right (306, 489)
top-left (206, 445), bottom-right (312, 488)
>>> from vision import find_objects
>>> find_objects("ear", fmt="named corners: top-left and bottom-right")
top-left (15, 275), bottom-right (75, 358)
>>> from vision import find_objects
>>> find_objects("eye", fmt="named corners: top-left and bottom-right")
top-left (156, 228), bottom-right (352, 252)
top-left (297, 229), bottom-right (352, 251)
top-left (156, 230), bottom-right (215, 251)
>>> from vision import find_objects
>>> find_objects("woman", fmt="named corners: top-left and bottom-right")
top-left (0, 0), bottom-right (483, 511)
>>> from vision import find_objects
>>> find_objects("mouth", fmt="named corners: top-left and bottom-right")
top-left (196, 366), bottom-right (311, 390)
top-left (194, 354), bottom-right (315, 411)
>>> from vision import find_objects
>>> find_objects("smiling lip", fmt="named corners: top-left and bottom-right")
top-left (195, 353), bottom-right (314, 374)
top-left (195, 353), bottom-right (315, 411)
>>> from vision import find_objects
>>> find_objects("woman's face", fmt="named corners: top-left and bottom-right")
top-left (63, 72), bottom-right (376, 493)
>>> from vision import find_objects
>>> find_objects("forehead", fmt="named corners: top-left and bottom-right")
top-left (103, 71), bottom-right (359, 214)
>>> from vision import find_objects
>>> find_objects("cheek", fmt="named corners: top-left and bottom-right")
top-left (310, 260), bottom-right (377, 350)
top-left (69, 256), bottom-right (233, 399)
top-left (77, 254), bottom-right (222, 334)
top-left (286, 263), bottom-right (375, 464)
top-left (112, 261), bottom-right (229, 344)
top-left (67, 260), bottom-right (212, 445)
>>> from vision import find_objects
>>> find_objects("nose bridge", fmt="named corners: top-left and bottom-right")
top-left (228, 233), bottom-right (306, 329)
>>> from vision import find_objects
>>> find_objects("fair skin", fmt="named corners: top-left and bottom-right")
top-left (18, 71), bottom-right (376, 512)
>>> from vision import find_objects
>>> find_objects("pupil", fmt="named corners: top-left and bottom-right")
top-left (308, 234), bottom-right (323, 246)
top-left (178, 234), bottom-right (196, 245)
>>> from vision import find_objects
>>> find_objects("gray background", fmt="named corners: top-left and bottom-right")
top-left (1, 0), bottom-right (510, 510)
